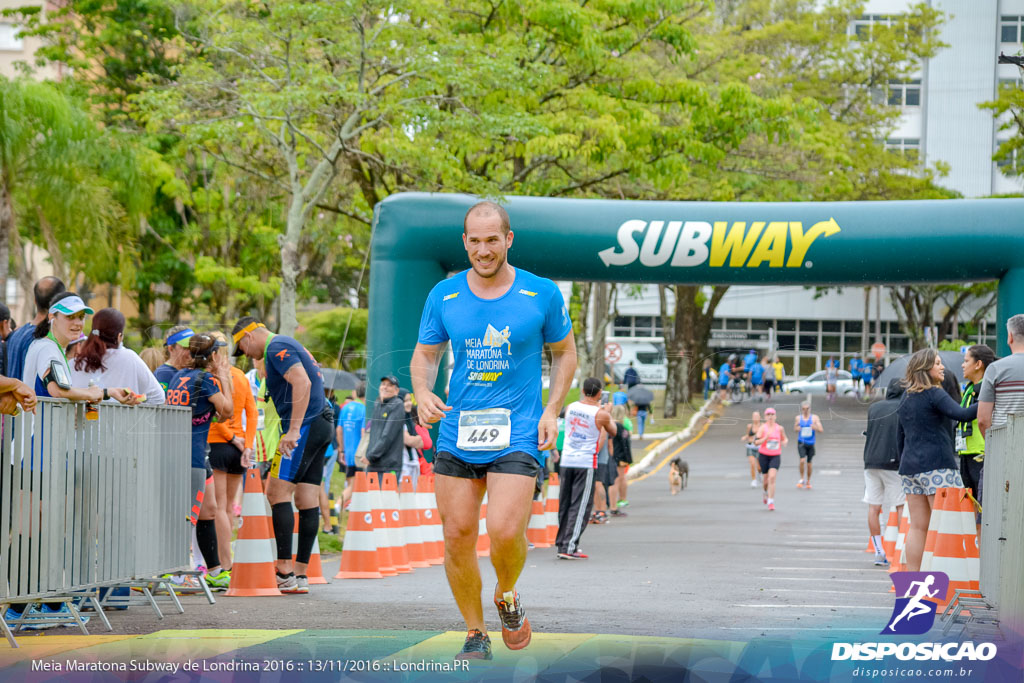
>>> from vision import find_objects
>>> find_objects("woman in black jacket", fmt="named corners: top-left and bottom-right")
top-left (897, 348), bottom-right (978, 572)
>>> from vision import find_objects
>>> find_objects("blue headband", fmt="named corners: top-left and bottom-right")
top-left (166, 329), bottom-right (195, 347)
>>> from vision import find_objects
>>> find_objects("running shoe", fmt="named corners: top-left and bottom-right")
top-left (609, 509), bottom-right (627, 517)
top-left (205, 569), bottom-right (232, 591)
top-left (767, 503), bottom-right (775, 511)
top-left (617, 500), bottom-right (629, 508)
top-left (277, 572), bottom-right (300, 593)
top-left (796, 479), bottom-right (805, 488)
top-left (556, 551), bottom-right (589, 560)
top-left (494, 590), bottom-right (532, 650)
top-left (763, 491), bottom-right (768, 505)
top-left (805, 483), bottom-right (813, 490)
top-left (293, 575), bottom-right (310, 594)
top-left (873, 553), bottom-right (890, 567)
top-left (750, 479), bottom-right (758, 488)
top-left (455, 630), bottom-right (493, 660)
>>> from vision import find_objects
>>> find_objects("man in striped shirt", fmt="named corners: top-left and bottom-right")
top-left (978, 313), bottom-right (1024, 437)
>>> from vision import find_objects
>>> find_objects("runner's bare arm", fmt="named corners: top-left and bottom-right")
top-left (539, 331), bottom-right (577, 450)
top-left (977, 400), bottom-right (993, 438)
top-left (780, 426), bottom-right (789, 446)
top-left (596, 405), bottom-right (617, 437)
top-left (411, 341), bottom-right (452, 425)
top-left (813, 415), bottom-right (824, 432)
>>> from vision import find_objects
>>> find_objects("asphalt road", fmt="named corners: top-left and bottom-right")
top-left (113, 395), bottom-right (894, 641)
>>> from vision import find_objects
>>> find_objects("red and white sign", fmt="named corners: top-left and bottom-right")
top-left (604, 342), bottom-right (622, 363)
top-left (871, 342), bottom-right (886, 360)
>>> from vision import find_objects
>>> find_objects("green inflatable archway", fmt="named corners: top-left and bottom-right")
top-left (367, 193), bottom-right (1024, 396)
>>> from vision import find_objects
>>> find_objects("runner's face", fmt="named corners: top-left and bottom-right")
top-left (240, 331), bottom-right (263, 360)
top-left (52, 311), bottom-right (86, 345)
top-left (962, 352), bottom-right (983, 382)
top-left (379, 381), bottom-right (398, 400)
top-left (929, 355), bottom-right (944, 383)
top-left (463, 213), bottom-right (511, 279)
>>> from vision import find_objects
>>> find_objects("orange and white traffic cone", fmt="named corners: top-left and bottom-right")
top-left (291, 503), bottom-right (327, 584)
top-left (476, 493), bottom-right (490, 557)
top-left (335, 472), bottom-right (382, 579)
top-left (367, 472), bottom-right (397, 577)
top-left (226, 469), bottom-right (282, 597)
top-left (418, 476), bottom-right (444, 565)
top-left (931, 489), bottom-right (979, 607)
top-left (891, 504), bottom-right (911, 590)
top-left (526, 498), bottom-right (550, 548)
top-left (381, 473), bottom-right (412, 573)
top-left (881, 506), bottom-right (900, 565)
top-left (920, 488), bottom-right (951, 572)
top-left (545, 473), bottom-right (560, 546)
top-left (400, 476), bottom-right (429, 569)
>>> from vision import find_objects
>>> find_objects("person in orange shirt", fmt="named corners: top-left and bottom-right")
top-left (207, 331), bottom-right (256, 572)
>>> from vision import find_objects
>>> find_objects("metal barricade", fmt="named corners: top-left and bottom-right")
top-left (1, 400), bottom-right (190, 618)
top-left (978, 412), bottom-right (1024, 641)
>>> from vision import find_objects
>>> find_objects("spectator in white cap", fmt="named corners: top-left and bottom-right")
top-left (23, 292), bottom-right (136, 405)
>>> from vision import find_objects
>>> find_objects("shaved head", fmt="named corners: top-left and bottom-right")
top-left (464, 201), bottom-right (510, 235)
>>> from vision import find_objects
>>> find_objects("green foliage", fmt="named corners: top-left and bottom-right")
top-left (938, 339), bottom-right (969, 352)
top-left (296, 308), bottom-right (369, 369)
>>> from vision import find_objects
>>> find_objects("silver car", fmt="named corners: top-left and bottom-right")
top-left (785, 369), bottom-right (855, 395)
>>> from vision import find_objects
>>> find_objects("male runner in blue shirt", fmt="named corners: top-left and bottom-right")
top-left (411, 201), bottom-right (576, 660)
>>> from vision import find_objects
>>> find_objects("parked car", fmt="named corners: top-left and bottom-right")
top-left (785, 369), bottom-right (855, 395)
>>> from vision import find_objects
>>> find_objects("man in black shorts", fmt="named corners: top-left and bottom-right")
top-left (233, 316), bottom-right (332, 594)
top-left (411, 202), bottom-right (576, 660)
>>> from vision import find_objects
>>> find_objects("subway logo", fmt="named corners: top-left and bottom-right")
top-left (598, 218), bottom-right (842, 269)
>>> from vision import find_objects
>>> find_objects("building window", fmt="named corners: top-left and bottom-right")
top-left (885, 138), bottom-right (920, 160)
top-left (0, 23), bottom-right (23, 51)
top-left (996, 142), bottom-right (1020, 174)
top-left (887, 79), bottom-right (921, 107)
top-left (613, 316), bottom-right (632, 337)
top-left (1001, 16), bottom-right (1023, 44)
top-left (851, 14), bottom-right (895, 41)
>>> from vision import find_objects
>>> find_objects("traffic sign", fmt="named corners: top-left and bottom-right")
top-left (871, 342), bottom-right (886, 360)
top-left (604, 342), bottom-right (622, 363)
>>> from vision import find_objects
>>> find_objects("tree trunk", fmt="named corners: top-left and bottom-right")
top-left (663, 285), bottom-right (730, 417)
top-left (279, 191), bottom-right (303, 336)
top-left (0, 176), bottom-right (13, 305)
top-left (590, 282), bottom-right (610, 380)
top-left (573, 282), bottom-right (593, 383)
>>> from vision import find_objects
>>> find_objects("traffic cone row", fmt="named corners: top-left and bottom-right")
top-left (922, 487), bottom-right (979, 606)
top-left (226, 469), bottom-right (282, 597)
top-left (291, 503), bottom-right (328, 584)
top-left (336, 472), bottom-right (446, 579)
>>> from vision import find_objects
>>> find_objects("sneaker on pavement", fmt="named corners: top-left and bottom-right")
top-left (455, 629), bottom-right (493, 661)
top-left (277, 572), bottom-right (300, 593)
top-left (609, 509), bottom-right (627, 517)
top-left (873, 553), bottom-right (890, 567)
top-left (750, 479), bottom-right (758, 488)
top-left (616, 500), bottom-right (629, 508)
top-left (767, 502), bottom-right (775, 511)
top-left (763, 492), bottom-right (768, 505)
top-left (556, 551), bottom-right (589, 560)
top-left (205, 569), bottom-right (231, 591)
top-left (806, 483), bottom-right (813, 490)
top-left (494, 589), bottom-right (532, 650)
top-left (293, 575), bottom-right (310, 594)
top-left (797, 479), bottom-right (805, 488)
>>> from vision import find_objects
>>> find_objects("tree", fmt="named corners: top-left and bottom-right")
top-left (0, 79), bottom-right (158, 314)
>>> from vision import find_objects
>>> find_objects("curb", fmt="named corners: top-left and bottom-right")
top-left (627, 395), bottom-right (720, 480)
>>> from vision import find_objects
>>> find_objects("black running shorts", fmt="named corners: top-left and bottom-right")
top-left (434, 451), bottom-right (540, 479)
top-left (798, 442), bottom-right (816, 461)
top-left (758, 454), bottom-right (781, 474)
top-left (208, 441), bottom-right (246, 475)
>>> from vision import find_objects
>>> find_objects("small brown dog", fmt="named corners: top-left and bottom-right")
top-left (669, 456), bottom-right (689, 495)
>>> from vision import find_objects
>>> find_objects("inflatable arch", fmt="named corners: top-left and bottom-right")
top-left (367, 193), bottom-right (1024, 395)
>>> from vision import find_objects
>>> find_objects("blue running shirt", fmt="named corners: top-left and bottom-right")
top-left (265, 334), bottom-right (325, 432)
top-left (418, 269), bottom-right (572, 465)
top-left (338, 400), bottom-right (366, 467)
top-left (166, 368), bottom-right (221, 468)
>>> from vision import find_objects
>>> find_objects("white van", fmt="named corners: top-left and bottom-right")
top-left (608, 341), bottom-right (667, 387)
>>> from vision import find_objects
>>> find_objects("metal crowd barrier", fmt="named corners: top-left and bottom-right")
top-left (0, 399), bottom-right (191, 645)
top-left (978, 412), bottom-right (1024, 642)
